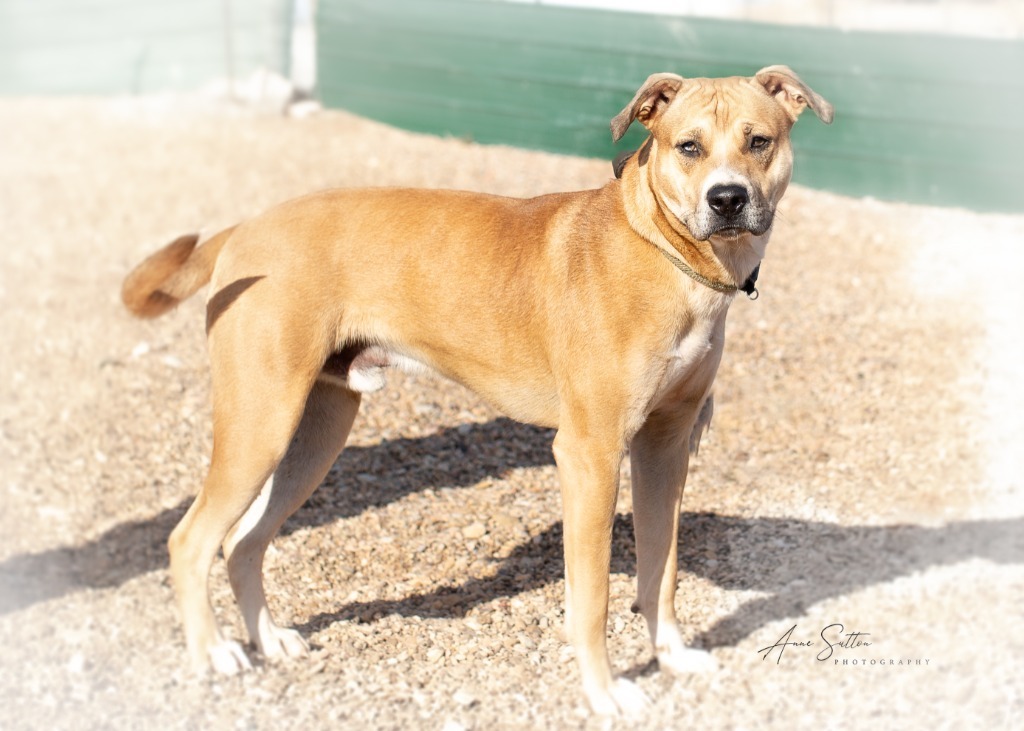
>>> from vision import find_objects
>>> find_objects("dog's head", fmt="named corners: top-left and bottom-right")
top-left (611, 66), bottom-right (833, 242)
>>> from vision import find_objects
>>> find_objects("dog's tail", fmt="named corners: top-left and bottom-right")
top-left (121, 226), bottom-right (237, 318)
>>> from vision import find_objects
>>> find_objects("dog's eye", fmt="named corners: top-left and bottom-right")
top-left (750, 136), bottom-right (772, 151)
top-left (677, 141), bottom-right (700, 157)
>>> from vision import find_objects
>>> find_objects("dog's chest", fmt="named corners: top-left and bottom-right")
top-left (651, 309), bottom-right (726, 406)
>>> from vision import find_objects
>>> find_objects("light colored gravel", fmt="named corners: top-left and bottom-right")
top-left (0, 96), bottom-right (1021, 730)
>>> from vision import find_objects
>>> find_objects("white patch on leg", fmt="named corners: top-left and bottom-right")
top-left (207, 639), bottom-right (253, 675)
top-left (655, 620), bottom-right (718, 674)
top-left (584, 677), bottom-right (650, 717)
top-left (224, 476), bottom-right (274, 557)
top-left (256, 608), bottom-right (309, 660)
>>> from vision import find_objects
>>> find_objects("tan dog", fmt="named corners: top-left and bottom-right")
top-left (123, 66), bottom-right (831, 715)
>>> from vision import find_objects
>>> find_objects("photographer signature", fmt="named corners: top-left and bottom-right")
top-left (758, 624), bottom-right (872, 664)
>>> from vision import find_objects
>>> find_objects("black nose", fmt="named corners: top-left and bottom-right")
top-left (707, 184), bottom-right (749, 218)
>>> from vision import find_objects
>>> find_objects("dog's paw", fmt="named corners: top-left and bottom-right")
top-left (257, 624), bottom-right (309, 661)
top-left (207, 639), bottom-right (253, 676)
top-left (585, 677), bottom-right (650, 717)
top-left (652, 622), bottom-right (718, 675)
top-left (657, 642), bottom-right (718, 675)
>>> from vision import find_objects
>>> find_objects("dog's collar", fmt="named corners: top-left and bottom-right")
top-left (652, 244), bottom-right (759, 298)
top-left (614, 149), bottom-right (760, 299)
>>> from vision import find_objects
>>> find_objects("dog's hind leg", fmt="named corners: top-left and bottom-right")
top-left (222, 380), bottom-right (361, 661)
top-left (168, 313), bottom-right (325, 675)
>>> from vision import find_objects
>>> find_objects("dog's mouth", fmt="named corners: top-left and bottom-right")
top-left (674, 211), bottom-right (753, 242)
top-left (664, 196), bottom-right (773, 242)
top-left (703, 211), bottom-right (774, 241)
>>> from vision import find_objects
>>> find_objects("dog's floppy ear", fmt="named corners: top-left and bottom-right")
top-left (754, 65), bottom-right (834, 124)
top-left (610, 73), bottom-right (685, 142)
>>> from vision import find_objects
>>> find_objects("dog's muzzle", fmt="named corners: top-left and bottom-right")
top-left (696, 183), bottom-right (773, 240)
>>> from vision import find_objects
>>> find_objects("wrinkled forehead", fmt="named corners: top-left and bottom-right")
top-left (660, 77), bottom-right (790, 135)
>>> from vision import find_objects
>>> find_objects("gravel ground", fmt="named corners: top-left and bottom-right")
top-left (0, 96), bottom-right (1022, 730)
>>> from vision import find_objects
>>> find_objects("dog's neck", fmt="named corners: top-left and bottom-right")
top-left (617, 152), bottom-right (765, 295)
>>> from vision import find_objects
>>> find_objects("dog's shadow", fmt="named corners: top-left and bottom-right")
top-left (0, 418), bottom-right (552, 614)
top-left (292, 512), bottom-right (1024, 656)
top-left (2, 417), bottom-right (1021, 657)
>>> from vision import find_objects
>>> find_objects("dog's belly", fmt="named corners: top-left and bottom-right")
top-left (319, 342), bottom-right (561, 427)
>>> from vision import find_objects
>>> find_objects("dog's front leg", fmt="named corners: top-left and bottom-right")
top-left (630, 410), bottom-right (718, 675)
top-left (552, 429), bottom-right (649, 716)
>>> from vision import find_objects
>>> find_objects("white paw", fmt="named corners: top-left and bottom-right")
top-left (207, 639), bottom-right (253, 676)
top-left (585, 677), bottom-right (650, 717)
top-left (258, 624), bottom-right (309, 660)
top-left (657, 643), bottom-right (718, 675)
top-left (653, 622), bottom-right (718, 675)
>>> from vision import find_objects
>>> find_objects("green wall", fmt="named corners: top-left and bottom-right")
top-left (318, 0), bottom-right (1024, 213)
top-left (0, 0), bottom-right (291, 95)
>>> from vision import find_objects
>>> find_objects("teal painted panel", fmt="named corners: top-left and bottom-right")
top-left (0, 0), bottom-right (291, 95)
top-left (317, 0), bottom-right (1024, 212)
